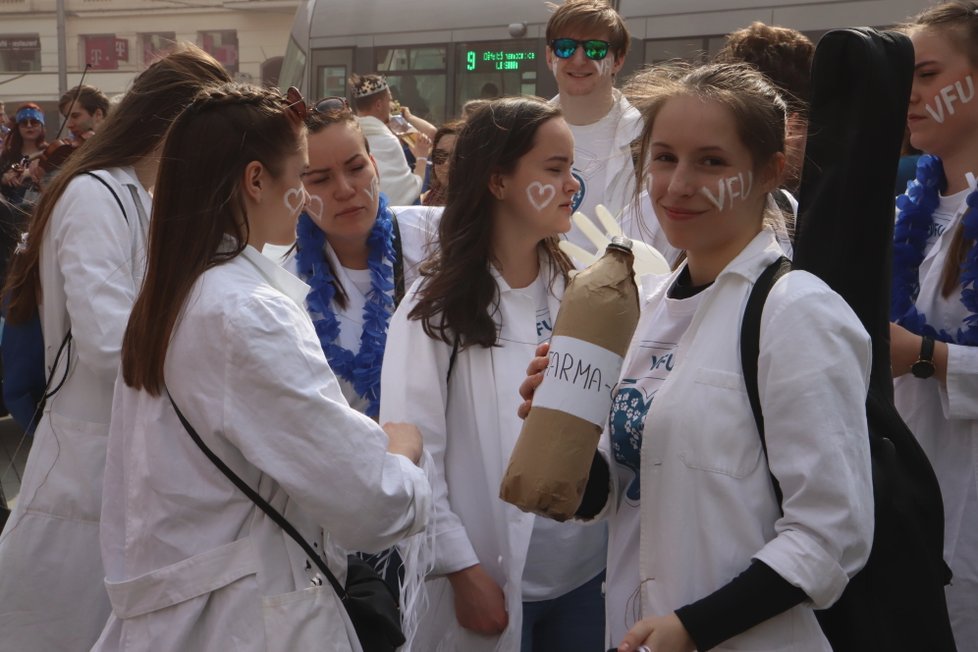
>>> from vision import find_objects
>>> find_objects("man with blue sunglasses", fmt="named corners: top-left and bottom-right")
top-left (545, 0), bottom-right (643, 253)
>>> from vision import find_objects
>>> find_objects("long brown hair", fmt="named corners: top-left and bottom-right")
top-left (121, 83), bottom-right (304, 395)
top-left (3, 44), bottom-right (231, 325)
top-left (906, 1), bottom-right (978, 297)
top-left (409, 97), bottom-right (572, 349)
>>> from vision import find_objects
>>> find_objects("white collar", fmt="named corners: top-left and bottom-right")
top-left (240, 244), bottom-right (310, 309)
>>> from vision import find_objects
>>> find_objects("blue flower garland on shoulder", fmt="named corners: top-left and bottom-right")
top-left (891, 154), bottom-right (978, 346)
top-left (295, 192), bottom-right (396, 417)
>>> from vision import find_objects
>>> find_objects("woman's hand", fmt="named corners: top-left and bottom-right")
top-left (517, 342), bottom-right (550, 420)
top-left (409, 132), bottom-right (432, 161)
top-left (618, 613), bottom-right (695, 652)
top-left (447, 564), bottom-right (509, 635)
top-left (382, 422), bottom-right (423, 465)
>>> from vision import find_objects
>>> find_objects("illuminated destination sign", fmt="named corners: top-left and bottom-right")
top-left (464, 48), bottom-right (537, 72)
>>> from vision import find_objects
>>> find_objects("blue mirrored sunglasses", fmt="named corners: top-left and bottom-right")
top-left (549, 38), bottom-right (611, 61)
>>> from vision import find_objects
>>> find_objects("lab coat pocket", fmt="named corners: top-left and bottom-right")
top-left (679, 368), bottom-right (762, 478)
top-left (23, 412), bottom-right (108, 520)
top-left (262, 584), bottom-right (356, 652)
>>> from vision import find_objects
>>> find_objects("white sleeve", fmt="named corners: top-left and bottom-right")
top-left (221, 292), bottom-right (430, 554)
top-left (380, 284), bottom-right (480, 575)
top-left (751, 274), bottom-right (874, 608)
top-left (52, 174), bottom-right (139, 385)
top-left (369, 130), bottom-right (422, 206)
top-left (943, 342), bottom-right (978, 419)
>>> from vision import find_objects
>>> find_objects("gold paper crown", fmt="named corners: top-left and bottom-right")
top-left (352, 75), bottom-right (389, 99)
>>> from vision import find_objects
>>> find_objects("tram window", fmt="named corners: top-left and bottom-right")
top-left (387, 73), bottom-right (446, 125)
top-left (377, 46), bottom-right (445, 71)
top-left (319, 65), bottom-right (347, 98)
top-left (280, 36), bottom-right (306, 90)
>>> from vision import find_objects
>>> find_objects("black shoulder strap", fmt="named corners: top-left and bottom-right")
top-left (83, 171), bottom-right (129, 224)
top-left (391, 214), bottom-right (405, 306)
top-left (166, 391), bottom-right (348, 602)
top-left (740, 256), bottom-right (791, 510)
top-left (446, 334), bottom-right (460, 385)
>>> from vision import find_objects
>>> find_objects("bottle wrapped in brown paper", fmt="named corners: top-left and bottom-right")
top-left (500, 237), bottom-right (640, 521)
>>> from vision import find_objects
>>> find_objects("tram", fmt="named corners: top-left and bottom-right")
top-left (281, 0), bottom-right (927, 123)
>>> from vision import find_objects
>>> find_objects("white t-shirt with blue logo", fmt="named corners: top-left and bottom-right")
top-left (564, 106), bottom-right (620, 251)
top-left (605, 276), bottom-right (710, 643)
top-left (929, 188), bottom-right (968, 251)
top-left (521, 273), bottom-right (609, 602)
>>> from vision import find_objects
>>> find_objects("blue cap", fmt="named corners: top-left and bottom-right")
top-left (15, 106), bottom-right (44, 125)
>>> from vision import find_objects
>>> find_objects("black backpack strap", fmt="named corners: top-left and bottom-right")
top-left (166, 390), bottom-right (348, 602)
top-left (83, 171), bottom-right (129, 224)
top-left (740, 256), bottom-right (791, 511)
top-left (446, 334), bottom-right (460, 385)
top-left (391, 214), bottom-right (405, 306)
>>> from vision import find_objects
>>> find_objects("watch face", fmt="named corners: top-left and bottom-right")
top-left (911, 360), bottom-right (936, 379)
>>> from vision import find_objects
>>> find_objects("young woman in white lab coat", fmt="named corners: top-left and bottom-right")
top-left (521, 63), bottom-right (875, 652)
top-left (91, 83), bottom-right (430, 652)
top-left (0, 45), bottom-right (231, 652)
top-left (290, 107), bottom-right (431, 418)
top-left (380, 97), bottom-right (608, 651)
top-left (890, 4), bottom-right (978, 646)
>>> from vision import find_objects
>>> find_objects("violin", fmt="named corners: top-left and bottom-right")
top-left (36, 136), bottom-right (85, 174)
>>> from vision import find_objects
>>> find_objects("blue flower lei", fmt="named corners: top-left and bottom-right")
top-left (891, 154), bottom-right (978, 346)
top-left (295, 193), bottom-right (396, 417)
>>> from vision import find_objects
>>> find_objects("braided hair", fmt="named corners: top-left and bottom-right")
top-left (122, 82), bottom-right (305, 395)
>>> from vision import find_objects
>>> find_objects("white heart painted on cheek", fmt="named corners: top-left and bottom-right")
top-left (284, 186), bottom-right (305, 216)
top-left (305, 194), bottom-right (324, 222)
top-left (526, 181), bottom-right (557, 211)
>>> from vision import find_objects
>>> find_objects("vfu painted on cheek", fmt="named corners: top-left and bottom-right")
top-left (364, 176), bottom-right (379, 202)
top-left (526, 181), bottom-right (557, 211)
top-left (925, 75), bottom-right (975, 124)
top-left (701, 171), bottom-right (753, 211)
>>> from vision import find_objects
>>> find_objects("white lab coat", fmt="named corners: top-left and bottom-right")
top-left (92, 246), bottom-right (430, 652)
top-left (360, 116), bottom-right (422, 206)
top-left (0, 167), bottom-right (150, 652)
top-left (893, 198), bottom-right (978, 649)
top-left (603, 229), bottom-right (874, 650)
top-left (380, 261), bottom-right (565, 651)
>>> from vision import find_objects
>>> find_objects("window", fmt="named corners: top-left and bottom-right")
top-left (280, 36), bottom-right (306, 91)
top-left (0, 34), bottom-right (40, 72)
top-left (376, 45), bottom-right (447, 124)
top-left (199, 30), bottom-right (238, 75)
top-left (82, 34), bottom-right (119, 70)
top-left (141, 32), bottom-right (176, 66)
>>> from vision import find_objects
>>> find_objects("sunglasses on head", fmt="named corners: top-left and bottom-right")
top-left (285, 87), bottom-right (350, 121)
top-left (550, 38), bottom-right (612, 61)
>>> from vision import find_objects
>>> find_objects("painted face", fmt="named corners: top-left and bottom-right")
top-left (258, 134), bottom-right (309, 248)
top-left (64, 107), bottom-right (103, 139)
top-left (302, 121), bottom-right (381, 248)
top-left (18, 119), bottom-right (43, 144)
top-left (495, 117), bottom-right (579, 240)
top-left (647, 95), bottom-right (771, 257)
top-left (908, 28), bottom-right (978, 159)
top-left (546, 29), bottom-right (623, 98)
top-left (431, 133), bottom-right (457, 187)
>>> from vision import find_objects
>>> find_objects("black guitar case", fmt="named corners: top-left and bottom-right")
top-left (792, 28), bottom-right (956, 652)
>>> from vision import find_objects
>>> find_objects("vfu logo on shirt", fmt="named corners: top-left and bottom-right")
top-left (570, 170), bottom-right (586, 212)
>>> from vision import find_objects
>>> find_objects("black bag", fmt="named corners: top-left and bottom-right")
top-left (741, 257), bottom-right (955, 652)
top-left (168, 393), bottom-right (405, 652)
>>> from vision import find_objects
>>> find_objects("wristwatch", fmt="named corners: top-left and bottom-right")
top-left (911, 335), bottom-right (936, 379)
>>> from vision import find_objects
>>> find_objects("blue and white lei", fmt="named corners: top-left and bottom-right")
top-left (891, 154), bottom-right (978, 346)
top-left (295, 193), bottom-right (397, 417)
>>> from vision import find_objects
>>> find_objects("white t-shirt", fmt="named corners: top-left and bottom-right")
top-left (605, 274), bottom-right (710, 643)
top-left (564, 106), bottom-right (621, 251)
top-left (929, 188), bottom-right (968, 251)
top-left (519, 273), bottom-right (608, 602)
